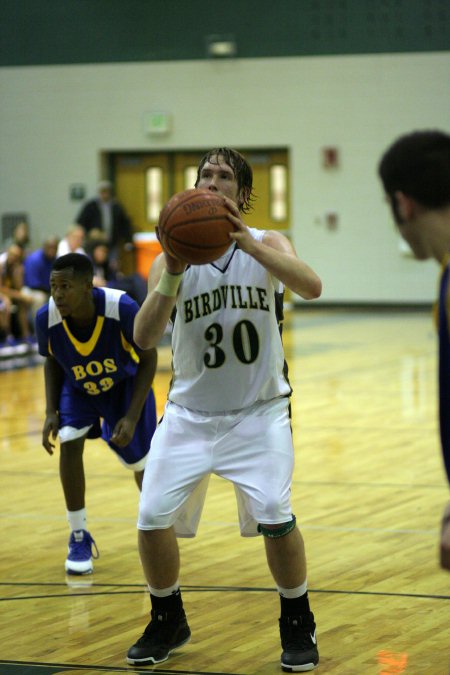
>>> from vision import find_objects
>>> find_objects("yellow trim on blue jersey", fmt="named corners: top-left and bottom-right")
top-left (121, 331), bottom-right (140, 363)
top-left (62, 316), bottom-right (105, 356)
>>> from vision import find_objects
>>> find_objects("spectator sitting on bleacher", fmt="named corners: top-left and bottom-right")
top-left (88, 236), bottom-right (118, 288)
top-left (2, 221), bottom-right (31, 254)
top-left (56, 224), bottom-right (86, 257)
top-left (23, 236), bottom-right (59, 323)
top-left (0, 244), bottom-right (33, 347)
top-left (88, 237), bottom-right (147, 306)
top-left (0, 291), bottom-right (13, 347)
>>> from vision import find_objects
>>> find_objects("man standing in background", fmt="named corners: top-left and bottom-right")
top-left (76, 181), bottom-right (133, 262)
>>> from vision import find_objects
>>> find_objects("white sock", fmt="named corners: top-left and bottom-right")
top-left (149, 581), bottom-right (180, 597)
top-left (277, 580), bottom-right (308, 598)
top-left (67, 508), bottom-right (87, 532)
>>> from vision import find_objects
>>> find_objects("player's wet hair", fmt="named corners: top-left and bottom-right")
top-left (195, 147), bottom-right (255, 213)
top-left (52, 253), bottom-right (93, 278)
top-left (379, 130), bottom-right (450, 222)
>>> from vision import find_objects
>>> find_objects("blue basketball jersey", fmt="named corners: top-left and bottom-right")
top-left (36, 287), bottom-right (156, 465)
top-left (36, 287), bottom-right (140, 395)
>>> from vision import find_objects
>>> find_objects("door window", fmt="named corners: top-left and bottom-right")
top-left (146, 167), bottom-right (164, 221)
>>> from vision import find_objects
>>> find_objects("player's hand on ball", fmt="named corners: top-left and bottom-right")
top-left (163, 251), bottom-right (187, 275)
top-left (158, 189), bottom-right (235, 265)
top-left (223, 197), bottom-right (256, 255)
top-left (155, 225), bottom-right (187, 272)
top-left (440, 501), bottom-right (450, 571)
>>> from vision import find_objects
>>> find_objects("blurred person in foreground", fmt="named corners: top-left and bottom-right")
top-left (378, 129), bottom-right (450, 571)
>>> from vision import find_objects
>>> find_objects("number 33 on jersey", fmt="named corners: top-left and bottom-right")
top-left (36, 287), bottom-right (141, 396)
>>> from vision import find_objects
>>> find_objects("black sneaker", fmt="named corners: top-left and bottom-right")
top-left (126, 609), bottom-right (191, 665)
top-left (280, 612), bottom-right (319, 672)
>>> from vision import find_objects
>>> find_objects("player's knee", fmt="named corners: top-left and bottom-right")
top-left (60, 439), bottom-right (84, 456)
top-left (257, 514), bottom-right (297, 538)
top-left (138, 499), bottom-right (169, 529)
top-left (137, 504), bottom-right (156, 529)
top-left (134, 470), bottom-right (144, 491)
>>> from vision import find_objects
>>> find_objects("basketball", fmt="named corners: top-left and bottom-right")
top-left (157, 189), bottom-right (235, 265)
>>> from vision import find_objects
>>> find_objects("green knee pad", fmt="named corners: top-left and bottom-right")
top-left (257, 514), bottom-right (297, 538)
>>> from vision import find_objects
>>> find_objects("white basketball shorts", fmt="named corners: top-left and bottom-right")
top-left (137, 396), bottom-right (295, 537)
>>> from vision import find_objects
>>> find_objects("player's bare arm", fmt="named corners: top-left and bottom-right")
top-left (110, 347), bottom-right (157, 447)
top-left (441, 501), bottom-right (450, 571)
top-left (225, 197), bottom-right (322, 300)
top-left (134, 253), bottom-right (186, 350)
top-left (42, 355), bottom-right (64, 454)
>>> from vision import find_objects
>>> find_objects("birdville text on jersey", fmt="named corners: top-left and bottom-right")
top-left (183, 285), bottom-right (270, 323)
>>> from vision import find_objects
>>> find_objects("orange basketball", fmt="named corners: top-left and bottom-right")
top-left (157, 189), bottom-right (235, 265)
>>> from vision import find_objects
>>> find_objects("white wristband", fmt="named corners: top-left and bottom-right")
top-left (155, 269), bottom-right (183, 297)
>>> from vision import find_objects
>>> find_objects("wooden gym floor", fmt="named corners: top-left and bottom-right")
top-left (0, 307), bottom-right (449, 675)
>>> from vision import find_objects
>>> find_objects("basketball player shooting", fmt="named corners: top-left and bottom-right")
top-left (127, 147), bottom-right (323, 672)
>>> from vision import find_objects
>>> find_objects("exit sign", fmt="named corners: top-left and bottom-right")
top-left (143, 111), bottom-right (172, 136)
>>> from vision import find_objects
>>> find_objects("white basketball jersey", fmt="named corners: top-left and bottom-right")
top-left (169, 227), bottom-right (291, 412)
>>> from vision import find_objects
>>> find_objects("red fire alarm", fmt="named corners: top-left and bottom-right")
top-left (325, 210), bottom-right (339, 230)
top-left (322, 147), bottom-right (339, 168)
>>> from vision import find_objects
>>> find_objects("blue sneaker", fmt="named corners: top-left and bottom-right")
top-left (65, 529), bottom-right (99, 575)
top-left (0, 336), bottom-right (27, 357)
top-left (25, 335), bottom-right (39, 353)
